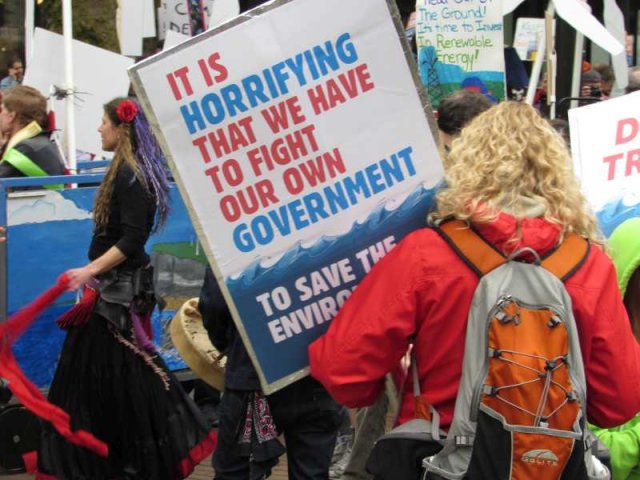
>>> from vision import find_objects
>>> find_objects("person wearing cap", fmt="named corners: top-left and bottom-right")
top-left (591, 217), bottom-right (640, 480)
top-left (580, 69), bottom-right (604, 102)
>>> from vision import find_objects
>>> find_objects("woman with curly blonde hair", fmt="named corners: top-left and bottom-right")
top-left (310, 102), bottom-right (640, 478)
top-left (436, 101), bottom-right (602, 247)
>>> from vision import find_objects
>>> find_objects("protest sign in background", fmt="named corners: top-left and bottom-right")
top-left (416, 0), bottom-right (505, 109)
top-left (158, 0), bottom-right (211, 39)
top-left (24, 28), bottom-right (133, 158)
top-left (158, 0), bottom-right (239, 40)
top-left (569, 92), bottom-right (640, 238)
top-left (131, 0), bottom-right (443, 393)
top-left (513, 18), bottom-right (546, 61)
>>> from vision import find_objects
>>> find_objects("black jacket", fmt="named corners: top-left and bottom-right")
top-left (0, 133), bottom-right (65, 179)
top-left (198, 266), bottom-right (260, 390)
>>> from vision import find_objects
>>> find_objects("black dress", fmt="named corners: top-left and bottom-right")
top-left (37, 165), bottom-right (216, 479)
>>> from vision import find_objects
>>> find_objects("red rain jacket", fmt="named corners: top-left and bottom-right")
top-left (309, 213), bottom-right (640, 430)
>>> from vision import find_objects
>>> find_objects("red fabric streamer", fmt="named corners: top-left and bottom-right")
top-left (177, 431), bottom-right (218, 478)
top-left (0, 274), bottom-right (109, 458)
top-left (56, 284), bottom-right (97, 329)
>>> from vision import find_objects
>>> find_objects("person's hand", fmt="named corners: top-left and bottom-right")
top-left (65, 265), bottom-right (96, 291)
top-left (0, 226), bottom-right (5, 243)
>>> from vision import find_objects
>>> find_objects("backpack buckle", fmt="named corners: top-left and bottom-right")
top-left (547, 315), bottom-right (562, 328)
top-left (455, 435), bottom-right (475, 446)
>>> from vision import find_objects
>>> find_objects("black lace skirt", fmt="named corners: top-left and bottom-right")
top-left (37, 311), bottom-right (216, 480)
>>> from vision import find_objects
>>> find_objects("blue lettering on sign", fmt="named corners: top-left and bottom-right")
top-left (179, 32), bottom-right (359, 133)
top-left (232, 146), bottom-right (416, 252)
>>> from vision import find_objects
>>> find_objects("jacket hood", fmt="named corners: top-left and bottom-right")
top-left (473, 211), bottom-right (562, 258)
top-left (608, 217), bottom-right (640, 295)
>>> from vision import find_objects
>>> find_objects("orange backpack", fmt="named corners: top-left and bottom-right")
top-left (423, 220), bottom-right (609, 480)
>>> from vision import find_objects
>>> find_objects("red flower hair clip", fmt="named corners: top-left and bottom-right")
top-left (116, 100), bottom-right (138, 124)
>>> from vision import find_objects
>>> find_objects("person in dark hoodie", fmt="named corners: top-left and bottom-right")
top-left (199, 268), bottom-right (345, 479)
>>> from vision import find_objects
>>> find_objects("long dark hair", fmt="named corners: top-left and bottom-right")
top-left (94, 97), bottom-right (170, 231)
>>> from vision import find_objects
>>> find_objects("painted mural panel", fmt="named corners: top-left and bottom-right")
top-left (5, 185), bottom-right (202, 387)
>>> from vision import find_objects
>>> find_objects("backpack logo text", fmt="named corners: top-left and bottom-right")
top-left (521, 449), bottom-right (560, 467)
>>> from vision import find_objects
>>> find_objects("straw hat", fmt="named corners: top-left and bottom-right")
top-left (170, 298), bottom-right (226, 391)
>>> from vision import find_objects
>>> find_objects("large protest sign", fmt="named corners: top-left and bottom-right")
top-left (131, 0), bottom-right (443, 393)
top-left (416, 0), bottom-right (505, 109)
top-left (569, 92), bottom-right (640, 237)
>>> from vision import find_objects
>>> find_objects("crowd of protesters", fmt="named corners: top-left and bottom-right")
top-left (0, 6), bottom-right (640, 480)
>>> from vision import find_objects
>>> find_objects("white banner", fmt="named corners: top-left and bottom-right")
top-left (569, 92), bottom-right (640, 237)
top-left (117, 0), bottom-right (144, 57)
top-left (143, 0), bottom-right (157, 38)
top-left (131, 0), bottom-right (443, 392)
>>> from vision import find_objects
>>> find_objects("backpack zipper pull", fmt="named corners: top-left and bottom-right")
top-left (547, 315), bottom-right (562, 328)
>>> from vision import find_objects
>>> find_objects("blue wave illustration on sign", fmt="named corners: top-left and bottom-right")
top-left (226, 184), bottom-right (439, 384)
top-left (597, 195), bottom-right (640, 238)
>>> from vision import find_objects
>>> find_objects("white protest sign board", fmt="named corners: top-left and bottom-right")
top-left (131, 0), bottom-right (443, 393)
top-left (159, 0), bottom-right (213, 38)
top-left (117, 0), bottom-right (145, 57)
top-left (569, 92), bottom-right (640, 237)
top-left (143, 0), bottom-right (157, 38)
top-left (24, 28), bottom-right (134, 157)
top-left (415, 0), bottom-right (505, 109)
top-left (208, 0), bottom-right (240, 30)
top-left (163, 30), bottom-right (190, 50)
top-left (513, 18), bottom-right (546, 61)
top-left (603, 0), bottom-right (628, 90)
top-left (554, 0), bottom-right (623, 55)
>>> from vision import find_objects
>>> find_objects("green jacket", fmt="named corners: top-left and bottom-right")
top-left (592, 217), bottom-right (640, 479)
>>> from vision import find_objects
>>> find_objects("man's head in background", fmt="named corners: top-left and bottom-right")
top-left (6, 56), bottom-right (23, 83)
top-left (437, 90), bottom-right (492, 155)
top-left (626, 66), bottom-right (640, 94)
top-left (580, 69), bottom-right (603, 99)
top-left (593, 63), bottom-right (614, 98)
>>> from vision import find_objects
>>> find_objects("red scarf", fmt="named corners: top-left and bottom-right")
top-left (0, 274), bottom-right (108, 458)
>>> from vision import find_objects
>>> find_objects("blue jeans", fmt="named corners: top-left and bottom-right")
top-left (214, 377), bottom-right (345, 480)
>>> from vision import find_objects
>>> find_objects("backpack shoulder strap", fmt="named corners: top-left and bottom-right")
top-left (434, 219), bottom-right (506, 277)
top-left (435, 220), bottom-right (590, 281)
top-left (541, 234), bottom-right (590, 282)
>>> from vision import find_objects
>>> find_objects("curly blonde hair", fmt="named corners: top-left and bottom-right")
top-left (434, 101), bottom-right (603, 246)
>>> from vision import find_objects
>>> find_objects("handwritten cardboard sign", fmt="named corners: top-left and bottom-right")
top-left (416, 0), bottom-right (506, 109)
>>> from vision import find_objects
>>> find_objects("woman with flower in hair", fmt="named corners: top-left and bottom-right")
top-left (37, 97), bottom-right (216, 479)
